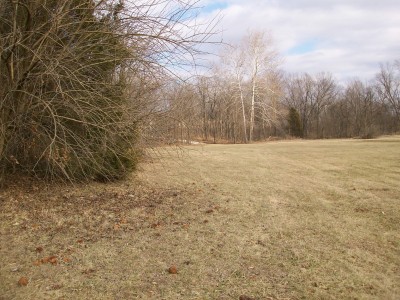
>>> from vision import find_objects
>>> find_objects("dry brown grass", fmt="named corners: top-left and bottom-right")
top-left (1, 137), bottom-right (400, 299)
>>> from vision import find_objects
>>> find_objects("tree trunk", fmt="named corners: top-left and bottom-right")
top-left (237, 77), bottom-right (248, 143)
top-left (249, 76), bottom-right (256, 142)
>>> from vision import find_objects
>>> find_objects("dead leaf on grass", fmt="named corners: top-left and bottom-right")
top-left (151, 222), bottom-right (162, 229)
top-left (40, 255), bottom-right (57, 265)
top-left (35, 246), bottom-right (43, 253)
top-left (33, 260), bottom-right (41, 266)
top-left (40, 256), bottom-right (50, 263)
top-left (167, 266), bottom-right (178, 274)
top-left (355, 207), bottom-right (368, 213)
top-left (49, 257), bottom-right (58, 265)
top-left (239, 295), bottom-right (255, 300)
top-left (18, 277), bottom-right (29, 286)
top-left (82, 268), bottom-right (96, 275)
top-left (205, 209), bottom-right (214, 214)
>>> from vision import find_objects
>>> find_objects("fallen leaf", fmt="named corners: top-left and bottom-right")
top-left (77, 239), bottom-right (83, 243)
top-left (168, 266), bottom-right (178, 274)
top-left (41, 255), bottom-right (57, 265)
top-left (113, 224), bottom-right (120, 230)
top-left (63, 257), bottom-right (71, 263)
top-left (205, 209), bottom-right (214, 214)
top-left (239, 296), bottom-right (255, 300)
top-left (33, 260), bottom-right (41, 266)
top-left (50, 257), bottom-right (58, 265)
top-left (18, 277), bottom-right (29, 286)
top-left (151, 222), bottom-right (161, 229)
top-left (36, 246), bottom-right (43, 253)
top-left (82, 268), bottom-right (96, 275)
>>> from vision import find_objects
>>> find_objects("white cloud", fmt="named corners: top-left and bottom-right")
top-left (199, 0), bottom-right (400, 83)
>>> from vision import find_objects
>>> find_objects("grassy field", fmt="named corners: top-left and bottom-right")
top-left (1, 137), bottom-right (399, 299)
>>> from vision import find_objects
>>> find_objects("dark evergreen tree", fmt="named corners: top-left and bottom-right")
top-left (288, 107), bottom-right (303, 137)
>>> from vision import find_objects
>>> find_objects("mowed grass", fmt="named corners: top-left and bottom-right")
top-left (1, 137), bottom-right (399, 299)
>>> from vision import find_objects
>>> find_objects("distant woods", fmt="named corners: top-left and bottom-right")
top-left (154, 33), bottom-right (399, 143)
top-left (0, 1), bottom-right (399, 183)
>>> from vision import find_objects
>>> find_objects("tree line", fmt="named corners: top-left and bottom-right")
top-left (152, 32), bottom-right (400, 143)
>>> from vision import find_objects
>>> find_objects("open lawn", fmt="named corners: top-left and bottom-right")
top-left (1, 137), bottom-right (399, 299)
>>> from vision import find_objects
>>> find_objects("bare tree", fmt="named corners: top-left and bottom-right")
top-left (219, 30), bottom-right (280, 142)
top-left (284, 73), bottom-right (314, 137)
top-left (244, 31), bottom-right (280, 141)
top-left (313, 73), bottom-right (337, 138)
top-left (376, 61), bottom-right (400, 131)
top-left (345, 80), bottom-right (377, 138)
top-left (284, 72), bottom-right (337, 138)
top-left (221, 43), bottom-right (248, 142)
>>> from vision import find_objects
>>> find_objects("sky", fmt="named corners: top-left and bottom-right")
top-left (198, 0), bottom-right (400, 83)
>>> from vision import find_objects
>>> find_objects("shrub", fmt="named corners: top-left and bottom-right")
top-left (287, 107), bottom-right (303, 137)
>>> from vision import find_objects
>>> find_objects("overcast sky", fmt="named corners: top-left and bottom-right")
top-left (198, 0), bottom-right (400, 83)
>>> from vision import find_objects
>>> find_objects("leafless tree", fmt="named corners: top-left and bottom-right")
top-left (284, 72), bottom-right (337, 138)
top-left (219, 30), bottom-right (281, 142)
top-left (376, 61), bottom-right (400, 131)
top-left (344, 80), bottom-right (377, 138)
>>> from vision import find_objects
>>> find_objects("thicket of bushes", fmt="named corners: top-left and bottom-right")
top-left (0, 1), bottom-right (138, 182)
top-left (0, 0), bottom-right (211, 183)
